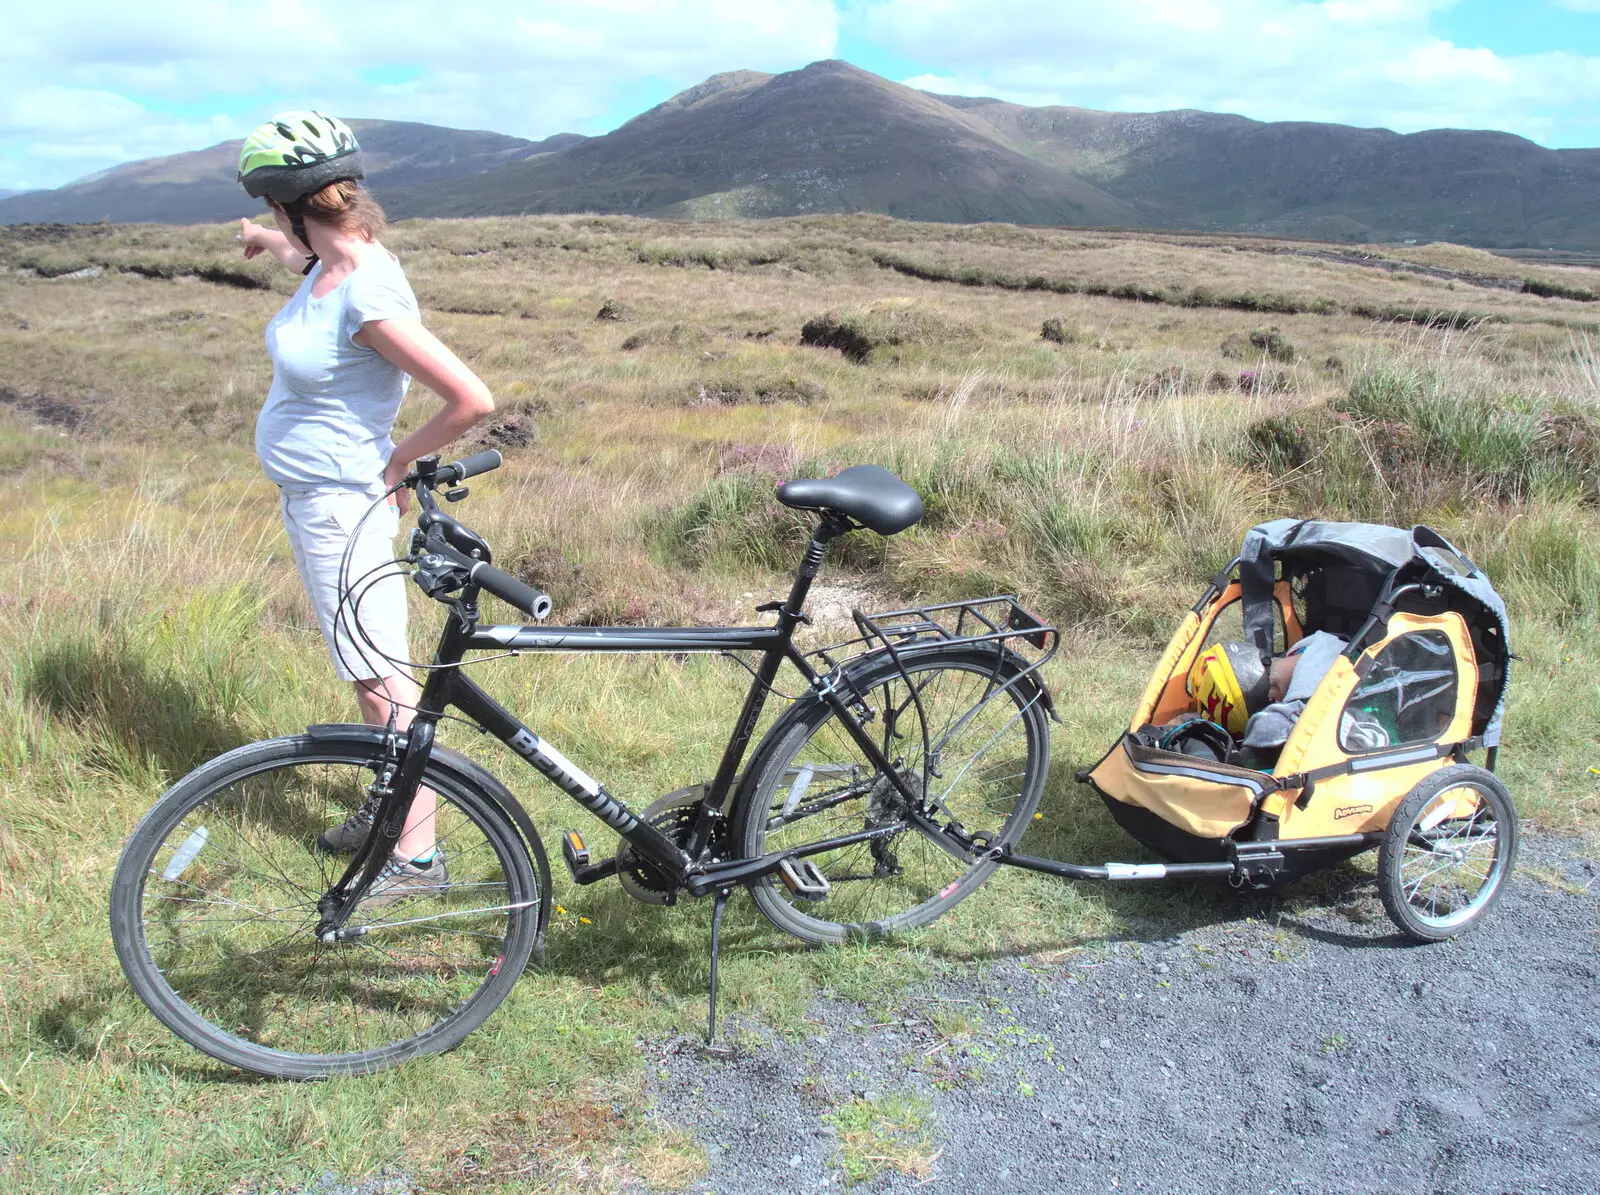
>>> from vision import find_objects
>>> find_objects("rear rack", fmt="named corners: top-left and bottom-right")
top-left (805, 595), bottom-right (1061, 787)
top-left (806, 594), bottom-right (1059, 675)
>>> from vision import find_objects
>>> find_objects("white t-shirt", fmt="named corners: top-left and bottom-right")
top-left (256, 252), bottom-right (420, 490)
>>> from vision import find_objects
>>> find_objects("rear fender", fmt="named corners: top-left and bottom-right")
top-left (306, 723), bottom-right (554, 959)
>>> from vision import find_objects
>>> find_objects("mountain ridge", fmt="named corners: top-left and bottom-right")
top-left (4, 60), bottom-right (1598, 248)
top-left (0, 120), bottom-right (559, 226)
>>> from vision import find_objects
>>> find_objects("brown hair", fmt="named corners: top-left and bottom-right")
top-left (295, 179), bottom-right (387, 241)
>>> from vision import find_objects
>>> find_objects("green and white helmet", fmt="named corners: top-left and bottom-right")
top-left (237, 110), bottom-right (363, 203)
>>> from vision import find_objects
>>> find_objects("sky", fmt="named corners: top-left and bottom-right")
top-left (4, 0), bottom-right (1600, 194)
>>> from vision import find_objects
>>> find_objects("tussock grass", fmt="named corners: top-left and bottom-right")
top-left (800, 300), bottom-right (979, 364)
top-left (2, 213), bottom-right (1598, 1192)
top-left (1249, 328), bottom-right (1600, 515)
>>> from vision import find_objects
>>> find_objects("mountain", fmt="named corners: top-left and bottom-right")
top-left (388, 61), bottom-right (1600, 247)
top-left (6, 61), bottom-right (1600, 248)
top-left (934, 96), bottom-right (1600, 247)
top-left (384, 62), bottom-right (1141, 228)
top-left (0, 121), bottom-right (574, 226)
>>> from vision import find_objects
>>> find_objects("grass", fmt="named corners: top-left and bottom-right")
top-left (821, 1092), bottom-right (939, 1185)
top-left (1, 212), bottom-right (1598, 1192)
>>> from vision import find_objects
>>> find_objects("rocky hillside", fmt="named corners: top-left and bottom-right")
top-left (6, 60), bottom-right (1600, 248)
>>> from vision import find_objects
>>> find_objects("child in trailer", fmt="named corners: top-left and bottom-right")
top-left (1164, 630), bottom-right (1385, 765)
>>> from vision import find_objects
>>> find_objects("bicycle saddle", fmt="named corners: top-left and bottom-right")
top-left (776, 465), bottom-right (924, 535)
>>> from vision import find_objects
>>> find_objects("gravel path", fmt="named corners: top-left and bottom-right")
top-left (645, 837), bottom-right (1599, 1195)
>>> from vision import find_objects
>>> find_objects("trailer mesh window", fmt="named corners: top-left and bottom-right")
top-left (1339, 630), bottom-right (1458, 752)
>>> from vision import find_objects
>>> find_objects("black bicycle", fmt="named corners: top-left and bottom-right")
top-left (110, 451), bottom-right (1059, 1078)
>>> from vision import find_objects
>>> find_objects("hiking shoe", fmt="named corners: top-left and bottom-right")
top-left (359, 852), bottom-right (449, 909)
top-left (318, 790), bottom-right (382, 854)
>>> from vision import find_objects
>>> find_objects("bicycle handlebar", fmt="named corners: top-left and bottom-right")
top-left (408, 450), bottom-right (553, 620)
top-left (421, 538), bottom-right (553, 620)
top-left (436, 450), bottom-right (503, 486)
top-left (468, 558), bottom-right (553, 620)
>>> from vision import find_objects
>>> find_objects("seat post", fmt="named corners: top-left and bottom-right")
top-left (780, 515), bottom-right (849, 626)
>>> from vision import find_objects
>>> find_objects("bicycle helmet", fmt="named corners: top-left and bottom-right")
top-left (1188, 641), bottom-right (1269, 736)
top-left (237, 111), bottom-right (364, 272)
top-left (1156, 715), bottom-right (1234, 762)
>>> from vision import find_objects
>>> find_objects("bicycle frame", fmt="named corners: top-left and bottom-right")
top-left (319, 516), bottom-right (941, 934)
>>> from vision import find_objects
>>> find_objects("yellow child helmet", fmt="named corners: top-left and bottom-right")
top-left (1189, 641), bottom-right (1269, 736)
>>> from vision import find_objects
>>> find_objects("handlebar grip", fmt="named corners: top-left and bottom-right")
top-left (438, 450), bottom-right (503, 485)
top-left (469, 560), bottom-right (552, 621)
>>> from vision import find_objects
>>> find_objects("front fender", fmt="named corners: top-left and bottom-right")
top-left (306, 723), bottom-right (554, 959)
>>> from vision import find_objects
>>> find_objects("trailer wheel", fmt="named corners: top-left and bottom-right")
top-left (1378, 764), bottom-right (1517, 942)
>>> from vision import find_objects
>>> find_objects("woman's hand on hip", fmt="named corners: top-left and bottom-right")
top-left (385, 455), bottom-right (412, 516)
top-left (363, 317), bottom-right (496, 507)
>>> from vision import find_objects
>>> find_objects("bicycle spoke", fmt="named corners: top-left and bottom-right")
top-left (746, 651), bottom-right (1045, 941)
top-left (120, 749), bottom-right (534, 1072)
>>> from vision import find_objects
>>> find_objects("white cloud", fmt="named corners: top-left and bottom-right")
top-left (0, 0), bottom-right (839, 190)
top-left (859, 0), bottom-right (1600, 147)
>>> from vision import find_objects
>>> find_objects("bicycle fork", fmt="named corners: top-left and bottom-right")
top-left (315, 717), bottom-right (439, 941)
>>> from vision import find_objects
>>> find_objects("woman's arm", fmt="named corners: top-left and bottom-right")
top-left (238, 217), bottom-right (311, 272)
top-left (360, 317), bottom-right (495, 513)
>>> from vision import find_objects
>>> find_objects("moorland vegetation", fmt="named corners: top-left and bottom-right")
top-left (1, 213), bottom-right (1597, 1192)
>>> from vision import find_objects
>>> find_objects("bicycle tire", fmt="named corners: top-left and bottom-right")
top-left (733, 645), bottom-right (1050, 945)
top-left (110, 734), bottom-right (538, 1079)
top-left (1377, 764), bottom-right (1518, 943)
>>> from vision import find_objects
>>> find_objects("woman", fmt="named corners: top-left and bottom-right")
top-left (236, 111), bottom-right (494, 902)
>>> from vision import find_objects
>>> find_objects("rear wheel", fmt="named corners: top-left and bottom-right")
top-left (1377, 764), bottom-right (1517, 942)
top-left (110, 735), bottom-right (538, 1079)
top-left (734, 646), bottom-right (1050, 945)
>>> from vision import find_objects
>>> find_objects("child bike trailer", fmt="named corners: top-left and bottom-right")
top-left (1079, 519), bottom-right (1517, 941)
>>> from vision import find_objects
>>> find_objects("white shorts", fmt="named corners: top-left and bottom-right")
top-left (279, 486), bottom-right (410, 682)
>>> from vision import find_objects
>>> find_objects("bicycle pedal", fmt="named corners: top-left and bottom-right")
top-left (561, 830), bottom-right (619, 885)
top-left (778, 857), bottom-right (831, 901)
top-left (562, 830), bottom-right (590, 869)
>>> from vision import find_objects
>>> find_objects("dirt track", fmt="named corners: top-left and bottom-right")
top-left (647, 836), bottom-right (1599, 1194)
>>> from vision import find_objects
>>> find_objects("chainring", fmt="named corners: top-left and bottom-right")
top-left (616, 784), bottom-right (716, 906)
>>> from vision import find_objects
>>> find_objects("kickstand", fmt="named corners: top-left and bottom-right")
top-left (706, 887), bottom-right (731, 1044)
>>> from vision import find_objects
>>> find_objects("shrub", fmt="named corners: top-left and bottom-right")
top-left (654, 473), bottom-right (826, 573)
top-left (1246, 353), bottom-right (1600, 516)
top-left (1221, 326), bottom-right (1296, 362)
top-left (800, 310), bottom-right (875, 362)
top-left (1237, 368), bottom-right (1293, 394)
top-left (1249, 326), bottom-right (1297, 362)
top-left (1040, 317), bottom-right (1077, 344)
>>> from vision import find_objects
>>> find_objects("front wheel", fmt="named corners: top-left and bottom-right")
top-left (734, 646), bottom-right (1050, 945)
top-left (110, 735), bottom-right (539, 1079)
top-left (1377, 764), bottom-right (1518, 942)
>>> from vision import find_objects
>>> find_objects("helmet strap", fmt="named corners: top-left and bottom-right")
top-left (282, 199), bottom-right (319, 276)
